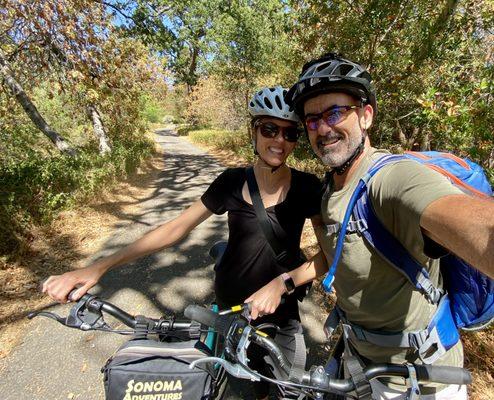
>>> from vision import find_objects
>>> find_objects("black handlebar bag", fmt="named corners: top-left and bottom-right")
top-left (102, 339), bottom-right (217, 400)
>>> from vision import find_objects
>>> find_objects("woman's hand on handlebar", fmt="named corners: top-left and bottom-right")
top-left (244, 274), bottom-right (286, 320)
top-left (42, 262), bottom-right (106, 303)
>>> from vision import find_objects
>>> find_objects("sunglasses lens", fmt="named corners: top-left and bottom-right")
top-left (305, 117), bottom-right (318, 130)
top-left (258, 123), bottom-right (278, 138)
top-left (324, 110), bottom-right (342, 126)
top-left (283, 127), bottom-right (300, 142)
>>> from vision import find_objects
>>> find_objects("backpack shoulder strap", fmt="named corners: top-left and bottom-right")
top-left (321, 154), bottom-right (442, 304)
top-left (353, 187), bottom-right (442, 303)
top-left (322, 154), bottom-right (401, 291)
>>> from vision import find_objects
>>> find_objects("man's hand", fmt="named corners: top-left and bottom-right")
top-left (244, 274), bottom-right (286, 320)
top-left (42, 263), bottom-right (105, 303)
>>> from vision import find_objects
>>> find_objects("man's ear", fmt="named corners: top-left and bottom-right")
top-left (362, 104), bottom-right (374, 129)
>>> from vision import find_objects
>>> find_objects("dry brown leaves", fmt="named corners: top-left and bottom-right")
top-left (0, 147), bottom-right (165, 358)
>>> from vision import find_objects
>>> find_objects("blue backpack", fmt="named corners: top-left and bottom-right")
top-left (323, 151), bottom-right (494, 364)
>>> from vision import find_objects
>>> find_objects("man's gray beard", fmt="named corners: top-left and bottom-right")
top-left (318, 133), bottom-right (362, 167)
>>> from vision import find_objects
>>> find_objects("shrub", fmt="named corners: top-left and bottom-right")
top-left (0, 139), bottom-right (154, 257)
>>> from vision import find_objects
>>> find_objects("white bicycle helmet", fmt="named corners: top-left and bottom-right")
top-left (248, 86), bottom-right (299, 123)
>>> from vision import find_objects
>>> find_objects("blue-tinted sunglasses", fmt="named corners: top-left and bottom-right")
top-left (304, 105), bottom-right (360, 131)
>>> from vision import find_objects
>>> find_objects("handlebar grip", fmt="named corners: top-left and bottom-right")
top-left (185, 305), bottom-right (219, 329)
top-left (415, 365), bottom-right (472, 385)
top-left (67, 288), bottom-right (92, 302)
top-left (184, 305), bottom-right (236, 336)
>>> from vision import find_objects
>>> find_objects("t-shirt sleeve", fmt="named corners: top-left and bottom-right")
top-left (369, 160), bottom-right (463, 260)
top-left (301, 173), bottom-right (324, 218)
top-left (201, 169), bottom-right (233, 215)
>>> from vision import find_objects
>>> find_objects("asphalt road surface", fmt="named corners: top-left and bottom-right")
top-left (0, 128), bottom-right (327, 400)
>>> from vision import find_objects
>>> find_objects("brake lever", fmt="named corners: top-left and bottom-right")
top-left (27, 310), bottom-right (67, 324)
top-left (28, 295), bottom-right (111, 332)
top-left (189, 357), bottom-right (260, 381)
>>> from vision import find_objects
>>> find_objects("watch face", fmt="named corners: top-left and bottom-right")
top-left (284, 275), bottom-right (295, 294)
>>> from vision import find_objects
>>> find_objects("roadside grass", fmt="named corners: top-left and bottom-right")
top-left (185, 126), bottom-right (494, 400)
top-left (187, 127), bottom-right (326, 177)
top-left (1, 138), bottom-right (155, 261)
top-left (0, 128), bottom-right (163, 358)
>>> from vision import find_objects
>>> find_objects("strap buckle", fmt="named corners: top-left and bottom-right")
top-left (347, 219), bottom-right (368, 233)
top-left (406, 364), bottom-right (421, 400)
top-left (326, 222), bottom-right (341, 235)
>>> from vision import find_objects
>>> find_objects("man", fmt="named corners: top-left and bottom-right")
top-left (245, 53), bottom-right (494, 399)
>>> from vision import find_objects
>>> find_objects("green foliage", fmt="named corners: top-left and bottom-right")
top-left (187, 128), bottom-right (325, 177)
top-left (140, 94), bottom-right (165, 123)
top-left (287, 0), bottom-right (494, 183)
top-left (0, 139), bottom-right (154, 257)
top-left (175, 124), bottom-right (193, 136)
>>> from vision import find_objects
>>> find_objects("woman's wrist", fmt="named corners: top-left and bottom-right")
top-left (279, 272), bottom-right (296, 295)
top-left (89, 258), bottom-right (113, 276)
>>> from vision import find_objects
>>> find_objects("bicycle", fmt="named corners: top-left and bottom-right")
top-left (184, 304), bottom-right (473, 400)
top-left (28, 293), bottom-right (227, 400)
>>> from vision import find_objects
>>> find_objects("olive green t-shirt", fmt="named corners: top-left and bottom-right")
top-left (317, 147), bottom-right (464, 390)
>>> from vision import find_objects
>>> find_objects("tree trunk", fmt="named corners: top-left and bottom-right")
top-left (419, 131), bottom-right (430, 151)
top-left (245, 89), bottom-right (251, 138)
top-left (0, 51), bottom-right (76, 156)
top-left (87, 104), bottom-right (111, 154)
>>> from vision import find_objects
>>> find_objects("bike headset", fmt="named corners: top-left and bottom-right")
top-left (248, 86), bottom-right (300, 172)
top-left (285, 53), bottom-right (377, 175)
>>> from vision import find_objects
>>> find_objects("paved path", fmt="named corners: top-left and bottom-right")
top-left (0, 128), bottom-right (327, 399)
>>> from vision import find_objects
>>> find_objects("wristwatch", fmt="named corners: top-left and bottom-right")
top-left (281, 273), bottom-right (295, 295)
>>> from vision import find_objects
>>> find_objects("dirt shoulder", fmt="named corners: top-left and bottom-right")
top-left (0, 138), bottom-right (167, 358)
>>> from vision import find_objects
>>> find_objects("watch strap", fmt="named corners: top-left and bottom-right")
top-left (281, 272), bottom-right (296, 295)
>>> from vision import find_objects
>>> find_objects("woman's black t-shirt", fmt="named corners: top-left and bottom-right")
top-left (201, 167), bottom-right (322, 323)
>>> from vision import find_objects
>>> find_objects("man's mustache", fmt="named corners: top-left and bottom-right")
top-left (316, 134), bottom-right (343, 148)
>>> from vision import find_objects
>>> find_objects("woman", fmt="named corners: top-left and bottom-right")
top-left (43, 86), bottom-right (323, 399)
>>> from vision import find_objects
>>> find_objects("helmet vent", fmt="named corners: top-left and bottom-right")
top-left (274, 95), bottom-right (282, 110)
top-left (339, 64), bottom-right (354, 76)
top-left (315, 61), bottom-right (330, 73)
top-left (248, 85), bottom-right (300, 123)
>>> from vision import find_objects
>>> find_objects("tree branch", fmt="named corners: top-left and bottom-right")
top-left (396, 0), bottom-right (460, 82)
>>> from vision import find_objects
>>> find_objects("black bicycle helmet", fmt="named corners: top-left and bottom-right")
top-left (286, 53), bottom-right (377, 116)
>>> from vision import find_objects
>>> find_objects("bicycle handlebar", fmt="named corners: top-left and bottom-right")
top-left (184, 304), bottom-right (224, 333)
top-left (29, 293), bottom-right (201, 338)
top-left (184, 304), bottom-right (472, 393)
top-left (31, 297), bottom-right (472, 396)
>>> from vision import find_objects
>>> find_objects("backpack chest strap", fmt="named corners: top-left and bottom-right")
top-left (338, 294), bottom-right (460, 364)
